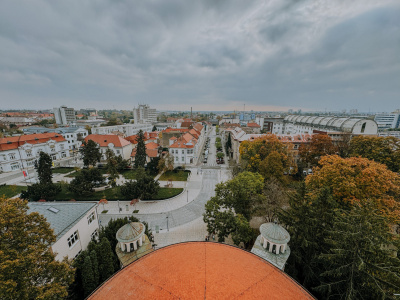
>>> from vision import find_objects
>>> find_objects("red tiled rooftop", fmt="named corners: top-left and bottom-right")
top-left (89, 242), bottom-right (314, 300)
top-left (85, 134), bottom-right (131, 148)
top-left (247, 122), bottom-right (261, 128)
top-left (0, 133), bottom-right (66, 151)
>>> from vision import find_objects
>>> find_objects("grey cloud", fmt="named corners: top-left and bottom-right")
top-left (0, 0), bottom-right (398, 112)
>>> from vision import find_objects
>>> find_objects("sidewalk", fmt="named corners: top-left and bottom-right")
top-left (98, 167), bottom-right (203, 215)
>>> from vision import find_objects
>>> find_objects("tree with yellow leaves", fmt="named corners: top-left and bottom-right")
top-left (306, 155), bottom-right (400, 222)
top-left (0, 197), bottom-right (74, 299)
top-left (239, 134), bottom-right (296, 179)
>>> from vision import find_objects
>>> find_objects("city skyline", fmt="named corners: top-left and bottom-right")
top-left (0, 0), bottom-right (399, 111)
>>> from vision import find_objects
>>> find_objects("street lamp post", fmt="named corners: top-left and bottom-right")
top-left (166, 214), bottom-right (169, 232)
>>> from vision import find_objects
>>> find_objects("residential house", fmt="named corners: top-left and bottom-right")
top-left (84, 134), bottom-right (133, 161)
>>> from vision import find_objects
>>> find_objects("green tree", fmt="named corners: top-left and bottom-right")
top-left (316, 203), bottom-right (400, 299)
top-left (279, 186), bottom-right (339, 295)
top-left (349, 135), bottom-right (400, 172)
top-left (0, 197), bottom-right (74, 299)
top-left (147, 157), bottom-right (161, 175)
top-left (105, 149), bottom-right (119, 187)
top-left (134, 130), bottom-right (147, 168)
top-left (152, 125), bottom-right (157, 132)
top-left (68, 168), bottom-right (104, 195)
top-left (203, 172), bottom-right (263, 247)
top-left (20, 182), bottom-right (61, 201)
top-left (225, 133), bottom-right (232, 155)
top-left (21, 152), bottom-right (62, 201)
top-left (97, 238), bottom-right (115, 282)
top-left (81, 256), bottom-right (96, 297)
top-left (120, 168), bottom-right (160, 200)
top-left (36, 151), bottom-right (53, 184)
top-left (90, 250), bottom-right (100, 286)
top-left (80, 140), bottom-right (102, 167)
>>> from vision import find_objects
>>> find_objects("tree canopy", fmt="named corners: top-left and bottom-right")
top-left (349, 135), bottom-right (400, 172)
top-left (299, 134), bottom-right (337, 167)
top-left (120, 168), bottom-right (159, 200)
top-left (0, 197), bottom-right (74, 299)
top-left (80, 140), bottom-right (102, 167)
top-left (203, 172), bottom-right (263, 247)
top-left (68, 168), bottom-right (105, 195)
top-left (306, 155), bottom-right (400, 222)
top-left (36, 151), bottom-right (53, 184)
top-left (134, 130), bottom-right (146, 169)
top-left (239, 134), bottom-right (296, 176)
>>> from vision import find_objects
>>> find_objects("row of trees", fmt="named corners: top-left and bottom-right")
top-left (68, 216), bottom-right (153, 299)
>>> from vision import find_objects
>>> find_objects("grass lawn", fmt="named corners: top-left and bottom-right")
top-left (0, 185), bottom-right (27, 198)
top-left (53, 186), bottom-right (183, 201)
top-left (66, 168), bottom-right (108, 177)
top-left (121, 170), bottom-right (139, 180)
top-left (52, 167), bottom-right (75, 174)
top-left (159, 170), bottom-right (190, 181)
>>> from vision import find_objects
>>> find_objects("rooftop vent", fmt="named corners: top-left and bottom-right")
top-left (47, 207), bottom-right (60, 214)
top-left (6, 141), bottom-right (12, 144)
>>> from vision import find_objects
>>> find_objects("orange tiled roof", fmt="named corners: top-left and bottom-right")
top-left (85, 134), bottom-right (131, 148)
top-left (145, 142), bottom-right (159, 150)
top-left (193, 123), bottom-right (204, 132)
top-left (89, 242), bottom-right (315, 300)
top-left (163, 128), bottom-right (190, 133)
top-left (0, 133), bottom-right (66, 151)
top-left (130, 148), bottom-right (159, 158)
top-left (247, 122), bottom-right (261, 128)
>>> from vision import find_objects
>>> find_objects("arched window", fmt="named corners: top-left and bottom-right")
top-left (361, 122), bottom-right (366, 133)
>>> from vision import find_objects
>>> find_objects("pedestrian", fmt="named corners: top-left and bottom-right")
top-left (212, 234), bottom-right (215, 241)
top-left (205, 235), bottom-right (208, 241)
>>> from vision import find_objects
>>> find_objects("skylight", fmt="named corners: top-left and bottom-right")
top-left (47, 207), bottom-right (60, 213)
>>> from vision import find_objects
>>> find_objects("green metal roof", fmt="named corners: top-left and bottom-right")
top-left (259, 223), bottom-right (290, 244)
top-left (116, 222), bottom-right (145, 243)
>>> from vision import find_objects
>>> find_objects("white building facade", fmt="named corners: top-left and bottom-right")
top-left (23, 127), bottom-right (89, 152)
top-left (374, 113), bottom-right (400, 130)
top-left (133, 104), bottom-right (157, 124)
top-left (27, 202), bottom-right (99, 261)
top-left (281, 115), bottom-right (378, 135)
top-left (53, 106), bottom-right (76, 125)
top-left (92, 123), bottom-right (153, 137)
top-left (0, 133), bottom-right (70, 173)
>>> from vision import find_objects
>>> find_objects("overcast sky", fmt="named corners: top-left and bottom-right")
top-left (0, 0), bottom-right (399, 112)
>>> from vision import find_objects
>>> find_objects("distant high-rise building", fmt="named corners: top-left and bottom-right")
top-left (53, 106), bottom-right (76, 125)
top-left (133, 104), bottom-right (157, 124)
top-left (374, 112), bottom-right (400, 130)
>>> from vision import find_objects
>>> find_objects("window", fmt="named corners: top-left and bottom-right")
top-left (52, 155), bottom-right (56, 160)
top-left (26, 150), bottom-right (32, 157)
top-left (11, 163), bottom-right (20, 171)
top-left (182, 150), bottom-right (184, 154)
top-left (9, 153), bottom-right (16, 160)
top-left (171, 150), bottom-right (174, 154)
top-left (2, 155), bottom-right (7, 161)
top-left (87, 212), bottom-right (95, 225)
top-left (116, 150), bottom-right (120, 154)
top-left (60, 144), bottom-right (64, 150)
top-left (90, 229), bottom-right (98, 240)
top-left (175, 156), bottom-right (178, 162)
top-left (68, 231), bottom-right (79, 248)
top-left (61, 152), bottom-right (67, 158)
top-left (50, 145), bottom-right (55, 152)
top-left (182, 157), bottom-right (184, 162)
